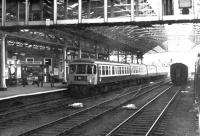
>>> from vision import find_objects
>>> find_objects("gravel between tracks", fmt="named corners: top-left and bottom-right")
top-left (164, 80), bottom-right (196, 136)
top-left (64, 84), bottom-right (171, 136)
top-left (0, 82), bottom-right (143, 136)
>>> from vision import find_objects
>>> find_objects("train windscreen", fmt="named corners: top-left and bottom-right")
top-left (69, 64), bottom-right (96, 74)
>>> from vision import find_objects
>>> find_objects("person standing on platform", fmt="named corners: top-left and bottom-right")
top-left (32, 72), bottom-right (39, 87)
top-left (22, 71), bottom-right (27, 87)
top-left (38, 71), bottom-right (44, 87)
top-left (49, 71), bottom-right (55, 87)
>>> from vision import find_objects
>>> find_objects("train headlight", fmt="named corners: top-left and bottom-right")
top-left (88, 77), bottom-right (93, 84)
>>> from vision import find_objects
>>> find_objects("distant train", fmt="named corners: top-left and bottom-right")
top-left (68, 59), bottom-right (168, 98)
top-left (170, 63), bottom-right (188, 85)
top-left (194, 57), bottom-right (200, 98)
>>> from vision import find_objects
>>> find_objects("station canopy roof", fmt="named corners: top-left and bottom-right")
top-left (2, 0), bottom-right (200, 55)
top-left (3, 23), bottom-right (200, 56)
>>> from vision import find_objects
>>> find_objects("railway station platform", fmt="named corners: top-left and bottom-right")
top-left (0, 83), bottom-right (68, 112)
top-left (0, 83), bottom-right (67, 100)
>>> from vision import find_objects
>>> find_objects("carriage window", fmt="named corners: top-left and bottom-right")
top-left (122, 67), bottom-right (124, 74)
top-left (136, 67), bottom-right (138, 73)
top-left (112, 66), bottom-right (115, 75)
top-left (87, 65), bottom-right (92, 74)
top-left (69, 64), bottom-right (76, 74)
top-left (117, 67), bottom-right (119, 74)
top-left (87, 64), bottom-right (96, 74)
top-left (93, 65), bottom-right (96, 74)
top-left (102, 66), bottom-right (105, 75)
top-left (77, 64), bottom-right (86, 74)
top-left (108, 66), bottom-right (111, 75)
top-left (98, 66), bottom-right (102, 75)
top-left (134, 67), bottom-right (136, 73)
top-left (106, 66), bottom-right (108, 75)
top-left (131, 67), bottom-right (133, 74)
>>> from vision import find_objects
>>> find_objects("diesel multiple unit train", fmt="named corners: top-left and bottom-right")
top-left (67, 59), bottom-right (168, 98)
top-left (170, 63), bottom-right (188, 85)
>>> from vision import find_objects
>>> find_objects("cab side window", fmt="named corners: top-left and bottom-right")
top-left (102, 66), bottom-right (105, 75)
top-left (98, 66), bottom-right (102, 75)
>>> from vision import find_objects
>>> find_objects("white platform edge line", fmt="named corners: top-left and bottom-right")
top-left (0, 88), bottom-right (67, 101)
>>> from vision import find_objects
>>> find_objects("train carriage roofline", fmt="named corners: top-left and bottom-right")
top-left (70, 58), bottom-right (159, 67)
top-left (70, 58), bottom-right (129, 66)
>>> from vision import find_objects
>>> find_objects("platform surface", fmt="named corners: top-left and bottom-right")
top-left (0, 83), bottom-right (67, 100)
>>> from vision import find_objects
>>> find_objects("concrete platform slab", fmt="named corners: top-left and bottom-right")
top-left (0, 83), bottom-right (67, 100)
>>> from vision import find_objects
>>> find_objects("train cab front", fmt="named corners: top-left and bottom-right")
top-left (67, 62), bottom-right (98, 98)
top-left (68, 63), bottom-right (97, 85)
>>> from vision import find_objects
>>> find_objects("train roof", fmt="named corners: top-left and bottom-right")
top-left (70, 59), bottom-right (128, 66)
top-left (170, 63), bottom-right (188, 68)
top-left (69, 59), bottom-right (153, 67)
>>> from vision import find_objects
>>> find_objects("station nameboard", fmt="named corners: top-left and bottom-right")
top-left (179, 0), bottom-right (192, 8)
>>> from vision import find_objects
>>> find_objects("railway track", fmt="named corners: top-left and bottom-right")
top-left (18, 81), bottom-right (170, 136)
top-left (0, 80), bottom-right (160, 122)
top-left (0, 81), bottom-right (153, 124)
top-left (105, 86), bottom-right (180, 136)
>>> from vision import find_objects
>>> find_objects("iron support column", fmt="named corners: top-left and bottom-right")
top-left (54, 0), bottom-right (57, 24)
top-left (107, 49), bottom-right (110, 61)
top-left (95, 44), bottom-right (98, 60)
top-left (64, 0), bottom-right (68, 19)
top-left (174, 0), bottom-right (179, 17)
top-left (117, 50), bottom-right (119, 62)
top-left (78, 0), bottom-right (82, 23)
top-left (193, 0), bottom-right (197, 19)
top-left (79, 49), bottom-right (82, 59)
top-left (136, 54), bottom-right (139, 64)
top-left (135, 0), bottom-right (139, 16)
top-left (131, 54), bottom-right (133, 63)
top-left (111, 0), bottom-right (114, 17)
top-left (158, 0), bottom-right (163, 20)
top-left (131, 0), bottom-right (134, 21)
top-left (15, 59), bottom-right (18, 85)
top-left (17, 1), bottom-right (20, 22)
top-left (125, 52), bottom-right (127, 63)
top-left (63, 47), bottom-right (67, 83)
top-left (104, 0), bottom-right (108, 22)
top-left (2, 0), bottom-right (6, 26)
top-left (25, 0), bottom-right (29, 25)
top-left (44, 67), bottom-right (47, 82)
top-left (88, 0), bottom-right (91, 18)
top-left (95, 53), bottom-right (98, 60)
top-left (79, 41), bottom-right (82, 59)
top-left (0, 35), bottom-right (7, 91)
top-left (40, 0), bottom-right (44, 20)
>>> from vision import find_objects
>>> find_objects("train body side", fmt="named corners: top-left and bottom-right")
top-left (170, 63), bottom-right (188, 85)
top-left (68, 59), bottom-right (168, 86)
top-left (67, 59), bottom-right (168, 98)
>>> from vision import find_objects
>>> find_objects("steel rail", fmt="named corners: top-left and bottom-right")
top-left (145, 89), bottom-right (180, 136)
top-left (0, 79), bottom-right (165, 118)
top-left (58, 82), bottom-right (170, 135)
top-left (0, 79), bottom-right (165, 129)
top-left (19, 81), bottom-right (169, 135)
top-left (105, 85), bottom-right (173, 136)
